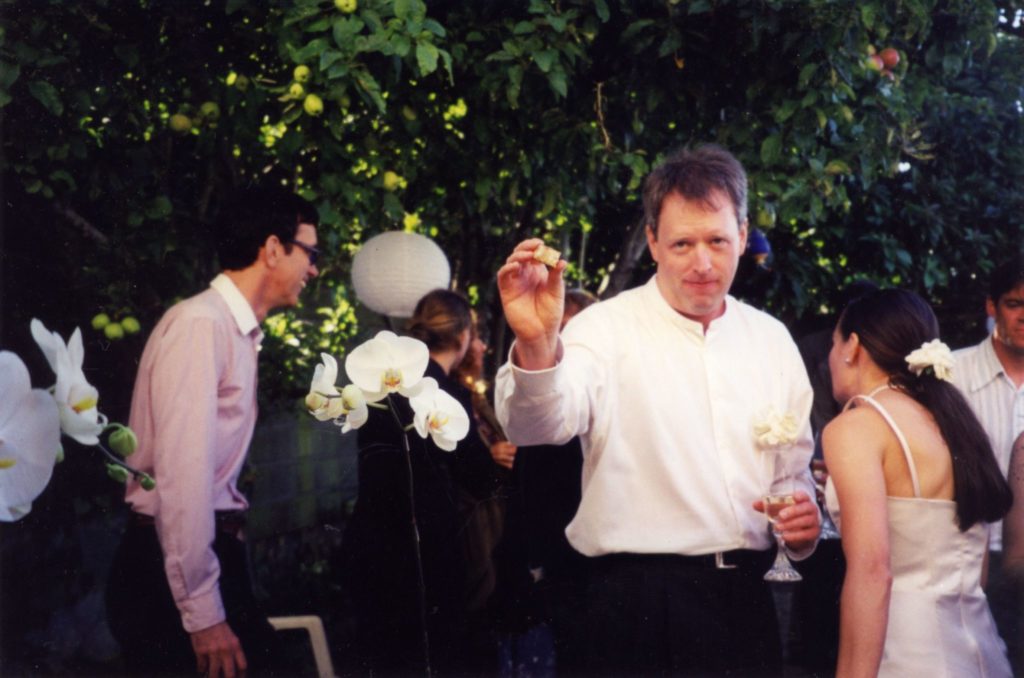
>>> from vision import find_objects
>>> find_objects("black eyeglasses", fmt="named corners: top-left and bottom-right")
top-left (289, 240), bottom-right (320, 266)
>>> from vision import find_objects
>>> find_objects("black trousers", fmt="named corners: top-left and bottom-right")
top-left (579, 551), bottom-right (783, 677)
top-left (105, 523), bottom-right (280, 676)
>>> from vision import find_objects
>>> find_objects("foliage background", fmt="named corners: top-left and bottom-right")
top-left (1, 0), bottom-right (1023, 672)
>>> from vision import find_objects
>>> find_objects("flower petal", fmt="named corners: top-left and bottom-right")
top-left (0, 352), bottom-right (61, 522)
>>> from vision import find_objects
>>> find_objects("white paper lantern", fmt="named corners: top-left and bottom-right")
top-left (351, 231), bottom-right (451, 318)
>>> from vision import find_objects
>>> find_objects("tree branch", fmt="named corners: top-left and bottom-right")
top-left (53, 202), bottom-right (109, 245)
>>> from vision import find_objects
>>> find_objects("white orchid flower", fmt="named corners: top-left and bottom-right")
top-left (0, 351), bottom-right (62, 522)
top-left (305, 354), bottom-right (369, 431)
top-left (345, 330), bottom-right (429, 402)
top-left (306, 353), bottom-right (343, 421)
top-left (30, 319), bottom-right (108, 445)
top-left (905, 339), bottom-right (954, 382)
top-left (409, 377), bottom-right (470, 452)
top-left (338, 384), bottom-right (369, 433)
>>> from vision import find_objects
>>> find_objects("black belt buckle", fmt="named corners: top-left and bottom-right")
top-left (714, 552), bottom-right (737, 570)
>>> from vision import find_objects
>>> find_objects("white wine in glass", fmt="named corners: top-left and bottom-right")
top-left (762, 494), bottom-right (802, 582)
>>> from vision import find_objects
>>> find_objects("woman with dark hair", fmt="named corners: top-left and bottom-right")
top-left (824, 288), bottom-right (1012, 677)
top-left (342, 289), bottom-right (498, 674)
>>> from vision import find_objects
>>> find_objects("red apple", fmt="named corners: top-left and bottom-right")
top-left (880, 47), bottom-right (900, 69)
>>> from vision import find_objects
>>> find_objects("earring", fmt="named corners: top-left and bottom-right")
top-left (844, 358), bottom-right (852, 365)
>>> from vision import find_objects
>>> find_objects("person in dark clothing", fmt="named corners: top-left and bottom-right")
top-left (341, 289), bottom-right (498, 675)
top-left (489, 289), bottom-right (596, 676)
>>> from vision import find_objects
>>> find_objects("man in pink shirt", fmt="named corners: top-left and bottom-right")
top-left (106, 185), bottom-right (319, 677)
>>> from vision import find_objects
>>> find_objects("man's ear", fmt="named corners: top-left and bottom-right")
top-left (262, 234), bottom-right (283, 267)
top-left (645, 224), bottom-right (659, 262)
top-left (986, 297), bottom-right (997, 320)
top-left (737, 218), bottom-right (748, 252)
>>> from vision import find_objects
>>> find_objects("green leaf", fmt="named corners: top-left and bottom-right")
top-left (49, 169), bottom-right (76, 190)
top-left (773, 99), bottom-right (798, 123)
top-left (942, 54), bottom-right (963, 76)
top-left (594, 0), bottom-right (610, 22)
top-left (320, 49), bottom-right (344, 71)
top-left (548, 67), bottom-right (568, 97)
top-left (760, 134), bottom-right (782, 164)
top-left (688, 0), bottom-right (712, 14)
top-left (0, 61), bottom-right (20, 89)
top-left (513, 21), bottom-right (536, 35)
top-left (859, 4), bottom-right (875, 29)
top-left (548, 15), bottom-right (568, 33)
top-left (533, 49), bottom-right (557, 73)
top-left (621, 19), bottom-right (654, 41)
top-left (824, 160), bottom-right (852, 175)
top-left (332, 18), bottom-right (364, 48)
top-left (292, 38), bottom-right (330, 63)
top-left (798, 62), bottom-right (817, 89)
top-left (355, 70), bottom-right (386, 113)
top-left (28, 80), bottom-right (62, 116)
top-left (415, 42), bottom-right (439, 75)
top-left (145, 195), bottom-right (173, 220)
top-left (422, 19), bottom-right (446, 37)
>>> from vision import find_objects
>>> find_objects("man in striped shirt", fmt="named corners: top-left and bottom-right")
top-left (953, 256), bottom-right (1024, 673)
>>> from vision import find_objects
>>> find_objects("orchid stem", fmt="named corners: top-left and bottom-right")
top-left (386, 394), bottom-right (432, 677)
top-left (94, 441), bottom-right (148, 481)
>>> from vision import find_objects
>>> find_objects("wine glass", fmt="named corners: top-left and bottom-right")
top-left (811, 458), bottom-right (841, 540)
top-left (763, 490), bottom-right (803, 582)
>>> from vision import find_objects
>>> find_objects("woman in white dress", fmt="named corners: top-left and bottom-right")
top-left (823, 288), bottom-right (1012, 678)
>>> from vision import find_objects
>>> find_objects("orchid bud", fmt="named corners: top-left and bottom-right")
top-left (108, 424), bottom-right (138, 457)
top-left (139, 473), bottom-right (156, 491)
top-left (305, 392), bottom-right (328, 413)
top-left (106, 463), bottom-right (131, 483)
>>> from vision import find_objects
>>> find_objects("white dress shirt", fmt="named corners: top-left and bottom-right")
top-left (495, 276), bottom-right (815, 558)
top-left (953, 335), bottom-right (1024, 551)
top-left (125, 274), bottom-right (263, 632)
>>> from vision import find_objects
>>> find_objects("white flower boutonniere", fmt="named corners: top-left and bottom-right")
top-left (905, 339), bottom-right (954, 382)
top-left (753, 407), bottom-right (800, 449)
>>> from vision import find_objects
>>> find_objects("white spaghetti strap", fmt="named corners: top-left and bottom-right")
top-left (843, 394), bottom-right (922, 498)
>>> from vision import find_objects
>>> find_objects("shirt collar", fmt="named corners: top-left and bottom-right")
top-left (210, 273), bottom-right (262, 342)
top-left (642, 275), bottom-right (735, 337)
top-left (969, 335), bottom-right (1010, 391)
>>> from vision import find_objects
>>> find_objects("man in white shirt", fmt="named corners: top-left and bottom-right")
top-left (953, 257), bottom-right (1024, 672)
top-left (494, 145), bottom-right (820, 674)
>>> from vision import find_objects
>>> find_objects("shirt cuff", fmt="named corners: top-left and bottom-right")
top-left (178, 588), bottom-right (226, 633)
top-left (507, 339), bottom-right (564, 398)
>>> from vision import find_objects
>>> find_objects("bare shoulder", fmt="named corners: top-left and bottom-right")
top-left (822, 404), bottom-right (889, 463)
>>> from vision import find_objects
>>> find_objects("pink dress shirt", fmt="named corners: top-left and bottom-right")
top-left (124, 274), bottom-right (262, 633)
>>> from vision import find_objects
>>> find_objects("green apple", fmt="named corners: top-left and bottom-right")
top-left (104, 322), bottom-right (125, 340)
top-left (169, 113), bottom-right (192, 133)
top-left (335, 0), bottom-right (357, 13)
top-left (199, 101), bottom-right (220, 121)
top-left (91, 312), bottom-right (111, 330)
top-left (382, 171), bottom-right (402, 191)
top-left (121, 316), bottom-right (141, 334)
top-left (294, 65), bottom-right (311, 83)
top-left (303, 93), bottom-right (324, 116)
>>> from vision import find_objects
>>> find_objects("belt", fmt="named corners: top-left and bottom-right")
top-left (591, 549), bottom-right (772, 572)
top-left (132, 510), bottom-right (248, 536)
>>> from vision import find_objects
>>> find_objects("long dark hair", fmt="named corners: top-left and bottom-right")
top-left (838, 288), bottom-right (1012, 530)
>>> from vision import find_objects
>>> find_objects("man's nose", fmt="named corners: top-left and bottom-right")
top-left (693, 246), bottom-right (712, 271)
top-left (309, 263), bottom-right (320, 277)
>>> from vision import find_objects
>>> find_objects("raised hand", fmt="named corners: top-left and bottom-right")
top-left (496, 238), bottom-right (567, 370)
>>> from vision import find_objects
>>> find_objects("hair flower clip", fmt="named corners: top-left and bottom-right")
top-left (905, 339), bottom-right (954, 382)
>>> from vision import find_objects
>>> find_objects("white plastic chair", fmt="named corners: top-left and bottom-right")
top-left (268, 615), bottom-right (335, 678)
